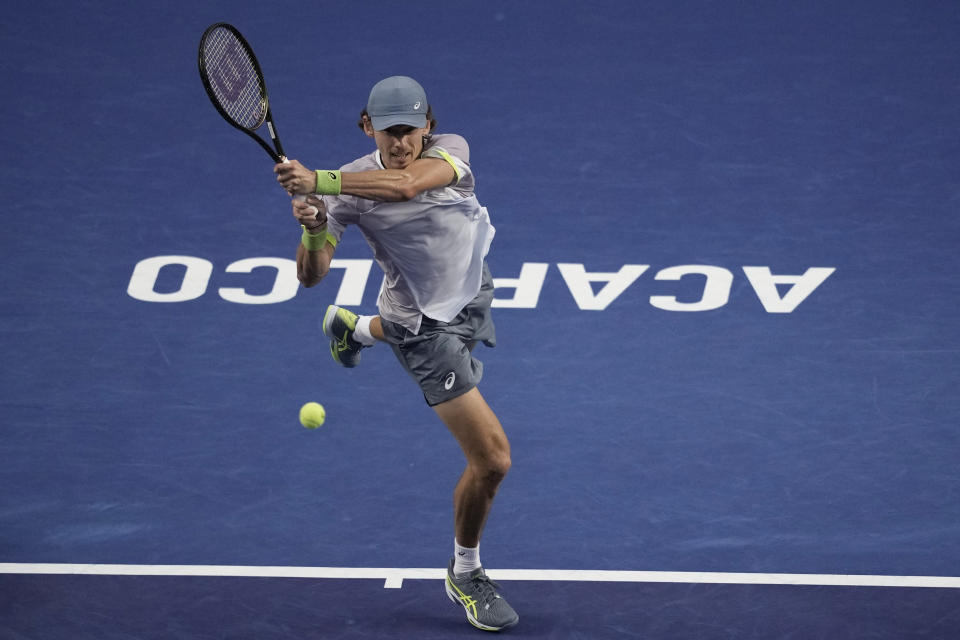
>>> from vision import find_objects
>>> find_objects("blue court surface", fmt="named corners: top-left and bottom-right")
top-left (2, 1), bottom-right (960, 638)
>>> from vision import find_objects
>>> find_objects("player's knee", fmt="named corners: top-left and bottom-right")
top-left (481, 450), bottom-right (511, 486)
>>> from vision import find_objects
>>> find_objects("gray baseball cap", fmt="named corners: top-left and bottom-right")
top-left (366, 76), bottom-right (428, 131)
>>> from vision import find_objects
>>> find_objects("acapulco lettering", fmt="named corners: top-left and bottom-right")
top-left (127, 257), bottom-right (835, 314)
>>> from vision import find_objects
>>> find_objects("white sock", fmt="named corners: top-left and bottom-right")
top-left (353, 315), bottom-right (377, 346)
top-left (454, 539), bottom-right (481, 576)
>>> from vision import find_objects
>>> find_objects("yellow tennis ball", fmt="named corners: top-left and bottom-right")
top-left (299, 402), bottom-right (326, 429)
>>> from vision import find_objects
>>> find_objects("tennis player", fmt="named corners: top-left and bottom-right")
top-left (274, 76), bottom-right (518, 632)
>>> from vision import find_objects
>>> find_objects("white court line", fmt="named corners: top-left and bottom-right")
top-left (2, 563), bottom-right (960, 590)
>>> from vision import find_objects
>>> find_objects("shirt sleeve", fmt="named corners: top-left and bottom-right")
top-left (322, 197), bottom-right (346, 247)
top-left (422, 134), bottom-right (475, 194)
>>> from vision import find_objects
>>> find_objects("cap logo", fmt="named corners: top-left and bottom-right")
top-left (414, 101), bottom-right (421, 110)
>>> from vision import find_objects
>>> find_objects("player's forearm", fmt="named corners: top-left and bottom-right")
top-left (275, 161), bottom-right (411, 201)
top-left (340, 170), bottom-right (419, 202)
top-left (296, 243), bottom-right (333, 287)
top-left (339, 158), bottom-right (455, 202)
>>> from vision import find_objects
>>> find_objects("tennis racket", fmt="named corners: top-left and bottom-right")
top-left (199, 22), bottom-right (313, 211)
top-left (198, 22), bottom-right (290, 164)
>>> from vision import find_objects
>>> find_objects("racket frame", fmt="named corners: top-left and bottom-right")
top-left (198, 22), bottom-right (288, 163)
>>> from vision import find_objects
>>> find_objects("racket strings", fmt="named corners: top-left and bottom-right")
top-left (202, 28), bottom-right (267, 129)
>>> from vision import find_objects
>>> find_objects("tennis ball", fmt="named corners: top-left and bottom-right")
top-left (299, 402), bottom-right (326, 429)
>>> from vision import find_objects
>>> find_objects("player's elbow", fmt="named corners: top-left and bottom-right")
top-left (393, 185), bottom-right (419, 202)
top-left (297, 262), bottom-right (329, 287)
top-left (299, 274), bottom-right (321, 288)
top-left (392, 173), bottom-right (420, 201)
top-left (301, 266), bottom-right (328, 287)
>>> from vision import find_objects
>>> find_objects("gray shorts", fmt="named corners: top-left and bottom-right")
top-left (379, 263), bottom-right (496, 406)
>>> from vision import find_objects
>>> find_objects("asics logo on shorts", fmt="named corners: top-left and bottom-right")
top-left (444, 372), bottom-right (456, 390)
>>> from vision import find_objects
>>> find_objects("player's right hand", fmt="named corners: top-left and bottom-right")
top-left (275, 159), bottom-right (314, 196)
top-left (293, 195), bottom-right (327, 228)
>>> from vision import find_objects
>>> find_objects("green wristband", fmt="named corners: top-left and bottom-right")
top-left (315, 170), bottom-right (342, 195)
top-left (301, 225), bottom-right (328, 251)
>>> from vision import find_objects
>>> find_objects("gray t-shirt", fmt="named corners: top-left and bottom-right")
top-left (324, 134), bottom-right (495, 334)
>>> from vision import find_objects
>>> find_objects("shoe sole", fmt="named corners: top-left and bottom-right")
top-left (445, 575), bottom-right (518, 632)
top-left (321, 305), bottom-right (339, 338)
top-left (322, 305), bottom-right (343, 365)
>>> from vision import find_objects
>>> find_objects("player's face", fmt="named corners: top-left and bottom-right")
top-left (364, 118), bottom-right (430, 170)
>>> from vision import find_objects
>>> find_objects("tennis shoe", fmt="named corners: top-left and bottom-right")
top-left (322, 305), bottom-right (366, 368)
top-left (445, 558), bottom-right (519, 632)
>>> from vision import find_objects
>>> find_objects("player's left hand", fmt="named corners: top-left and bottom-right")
top-left (274, 159), bottom-right (315, 196)
top-left (293, 195), bottom-right (327, 228)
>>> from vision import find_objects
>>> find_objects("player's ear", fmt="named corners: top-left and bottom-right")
top-left (361, 115), bottom-right (375, 138)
